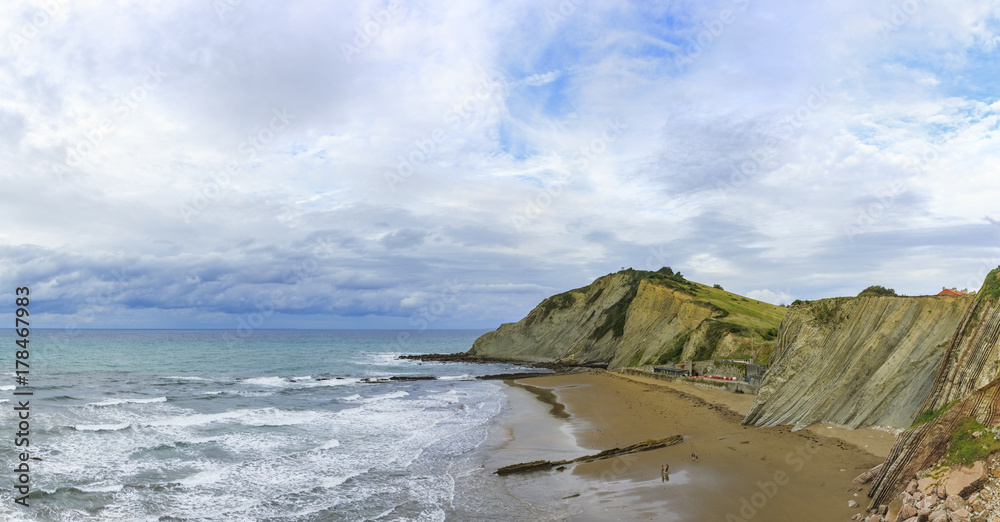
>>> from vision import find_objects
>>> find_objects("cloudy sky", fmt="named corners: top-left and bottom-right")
top-left (2, 0), bottom-right (1000, 330)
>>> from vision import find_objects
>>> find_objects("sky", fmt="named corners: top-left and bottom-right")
top-left (2, 0), bottom-right (1000, 331)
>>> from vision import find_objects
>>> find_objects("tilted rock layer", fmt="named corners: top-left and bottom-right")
top-left (869, 269), bottom-right (1000, 507)
top-left (742, 294), bottom-right (972, 431)
top-left (467, 269), bottom-right (785, 369)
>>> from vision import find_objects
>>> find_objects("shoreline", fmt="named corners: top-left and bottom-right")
top-left (487, 370), bottom-right (892, 520)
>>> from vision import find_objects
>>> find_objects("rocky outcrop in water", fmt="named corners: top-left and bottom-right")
top-left (742, 294), bottom-right (972, 431)
top-left (494, 435), bottom-right (684, 475)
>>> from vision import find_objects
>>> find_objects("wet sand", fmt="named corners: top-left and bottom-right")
top-left (488, 371), bottom-right (892, 521)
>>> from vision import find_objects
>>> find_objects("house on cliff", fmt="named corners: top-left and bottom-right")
top-left (937, 287), bottom-right (975, 296)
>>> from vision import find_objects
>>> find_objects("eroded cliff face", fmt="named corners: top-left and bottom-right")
top-left (742, 294), bottom-right (972, 431)
top-left (467, 269), bottom-right (782, 369)
top-left (869, 269), bottom-right (1000, 507)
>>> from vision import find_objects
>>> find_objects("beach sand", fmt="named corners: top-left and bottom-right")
top-left (487, 371), bottom-right (893, 521)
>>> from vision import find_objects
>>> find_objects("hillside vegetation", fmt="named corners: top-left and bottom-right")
top-left (467, 267), bottom-right (787, 368)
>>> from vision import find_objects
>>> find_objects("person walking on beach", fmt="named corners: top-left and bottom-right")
top-left (661, 464), bottom-right (669, 482)
top-left (691, 452), bottom-right (699, 462)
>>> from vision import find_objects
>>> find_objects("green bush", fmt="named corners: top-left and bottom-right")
top-left (585, 287), bottom-right (605, 306)
top-left (858, 285), bottom-right (897, 297)
top-left (589, 285), bottom-right (638, 340)
top-left (810, 298), bottom-right (844, 326)
top-left (713, 283), bottom-right (724, 290)
top-left (910, 400), bottom-right (956, 428)
top-left (656, 332), bottom-right (691, 364)
top-left (979, 268), bottom-right (1000, 301)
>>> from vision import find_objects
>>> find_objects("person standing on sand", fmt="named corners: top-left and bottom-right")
top-left (691, 452), bottom-right (698, 462)
top-left (661, 464), bottom-right (668, 482)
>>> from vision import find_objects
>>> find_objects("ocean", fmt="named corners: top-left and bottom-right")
top-left (0, 329), bottom-right (557, 521)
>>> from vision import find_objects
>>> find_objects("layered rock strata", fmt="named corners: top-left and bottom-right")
top-left (742, 295), bottom-right (971, 431)
top-left (467, 269), bottom-right (782, 369)
top-left (869, 269), bottom-right (1000, 508)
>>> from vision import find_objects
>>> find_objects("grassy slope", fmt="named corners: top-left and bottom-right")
top-left (685, 282), bottom-right (787, 335)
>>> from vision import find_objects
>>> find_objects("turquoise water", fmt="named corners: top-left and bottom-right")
top-left (0, 329), bottom-right (547, 521)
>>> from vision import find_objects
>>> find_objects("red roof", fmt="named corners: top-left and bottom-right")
top-left (938, 288), bottom-right (964, 296)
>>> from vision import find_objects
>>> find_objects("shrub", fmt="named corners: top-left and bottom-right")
top-left (910, 400), bottom-right (956, 428)
top-left (713, 283), bottom-right (724, 290)
top-left (946, 417), bottom-right (1000, 466)
top-left (858, 285), bottom-right (897, 297)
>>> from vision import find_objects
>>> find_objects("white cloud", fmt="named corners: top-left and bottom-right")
top-left (2, 0), bottom-right (1000, 328)
top-left (747, 289), bottom-right (793, 306)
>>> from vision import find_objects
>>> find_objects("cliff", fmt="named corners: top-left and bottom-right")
top-left (742, 294), bottom-right (972, 431)
top-left (466, 268), bottom-right (786, 369)
top-left (868, 269), bottom-right (1000, 507)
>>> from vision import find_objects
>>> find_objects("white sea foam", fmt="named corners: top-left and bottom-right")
top-left (77, 483), bottom-right (124, 493)
top-left (0, 385), bottom-right (15, 391)
top-left (146, 408), bottom-right (322, 429)
top-left (342, 394), bottom-right (362, 401)
top-left (75, 423), bottom-right (130, 432)
top-left (179, 468), bottom-right (227, 487)
top-left (88, 397), bottom-right (167, 407)
top-left (437, 374), bottom-right (472, 381)
top-left (165, 376), bottom-right (206, 381)
top-left (243, 376), bottom-right (288, 387)
top-left (361, 391), bottom-right (409, 403)
top-left (203, 391), bottom-right (223, 395)
top-left (317, 438), bottom-right (341, 450)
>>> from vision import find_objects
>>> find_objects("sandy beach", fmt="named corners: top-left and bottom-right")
top-left (487, 371), bottom-right (893, 521)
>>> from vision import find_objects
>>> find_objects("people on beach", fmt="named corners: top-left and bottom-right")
top-left (691, 452), bottom-right (699, 462)
top-left (661, 464), bottom-right (669, 482)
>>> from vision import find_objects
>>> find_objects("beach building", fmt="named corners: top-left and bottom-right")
top-left (937, 287), bottom-right (974, 296)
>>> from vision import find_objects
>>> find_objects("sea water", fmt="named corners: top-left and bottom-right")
top-left (0, 329), bottom-right (554, 521)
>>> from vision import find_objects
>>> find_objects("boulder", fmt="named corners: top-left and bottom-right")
top-left (944, 462), bottom-right (987, 498)
top-left (849, 500), bottom-right (859, 508)
top-left (866, 515), bottom-right (881, 522)
top-left (928, 510), bottom-right (949, 522)
top-left (944, 494), bottom-right (967, 512)
top-left (949, 508), bottom-right (971, 522)
top-left (887, 498), bottom-right (903, 521)
top-left (919, 477), bottom-right (939, 495)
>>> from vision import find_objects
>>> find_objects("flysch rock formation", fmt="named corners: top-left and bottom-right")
top-left (742, 294), bottom-right (972, 431)
top-left (869, 269), bottom-right (1000, 508)
top-left (467, 268), bottom-right (784, 369)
